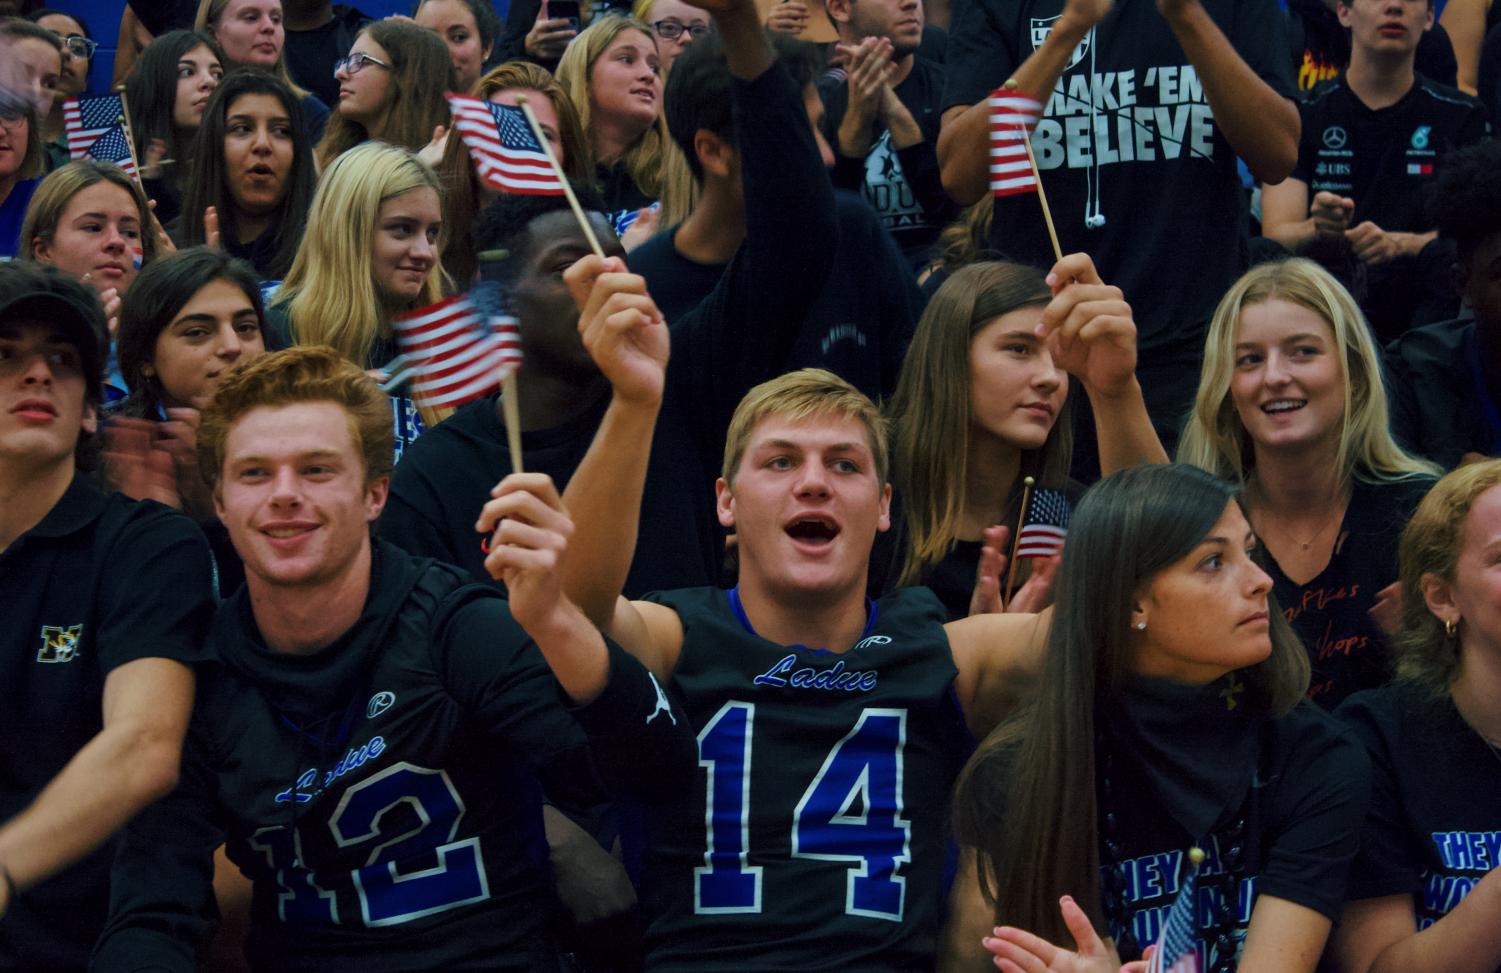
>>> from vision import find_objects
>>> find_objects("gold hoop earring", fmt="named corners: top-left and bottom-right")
top-left (1444, 617), bottom-right (1458, 639)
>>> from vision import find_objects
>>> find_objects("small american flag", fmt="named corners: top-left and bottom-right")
top-left (447, 94), bottom-right (564, 196)
top-left (64, 94), bottom-right (126, 157)
top-left (1016, 487), bottom-right (1070, 559)
top-left (990, 88), bottom-right (1042, 198)
top-left (386, 283), bottom-right (522, 410)
top-left (1146, 850), bottom-right (1204, 973)
top-left (83, 124), bottom-right (139, 179)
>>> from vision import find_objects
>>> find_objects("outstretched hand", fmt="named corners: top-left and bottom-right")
top-left (1037, 252), bottom-right (1137, 397)
top-left (564, 253), bottom-right (669, 406)
top-left (476, 472), bottom-right (575, 627)
top-left (983, 895), bottom-right (1119, 973)
top-left (104, 417), bottom-right (181, 509)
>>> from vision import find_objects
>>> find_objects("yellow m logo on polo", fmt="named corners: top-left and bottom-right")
top-left (37, 625), bottom-right (83, 664)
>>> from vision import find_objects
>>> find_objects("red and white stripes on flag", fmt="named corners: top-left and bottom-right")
top-left (388, 287), bottom-right (522, 410)
top-left (446, 93), bottom-right (565, 196)
top-left (1016, 487), bottom-right (1071, 559)
top-left (990, 88), bottom-right (1043, 198)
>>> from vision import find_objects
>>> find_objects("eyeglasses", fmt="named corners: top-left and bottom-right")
top-left (333, 52), bottom-right (393, 76)
top-left (0, 110), bottom-right (26, 127)
top-left (61, 34), bottom-right (98, 60)
top-left (651, 19), bottom-right (709, 40)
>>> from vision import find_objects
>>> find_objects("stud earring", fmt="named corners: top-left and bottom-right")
top-left (1134, 621), bottom-right (1147, 631)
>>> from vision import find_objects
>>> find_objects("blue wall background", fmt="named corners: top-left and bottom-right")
top-left (42, 0), bottom-right (510, 92)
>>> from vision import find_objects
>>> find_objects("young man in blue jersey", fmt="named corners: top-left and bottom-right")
top-left (478, 245), bottom-right (1167, 969)
top-left (94, 347), bottom-right (621, 972)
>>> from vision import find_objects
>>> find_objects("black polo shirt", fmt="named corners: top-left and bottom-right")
top-left (0, 474), bottom-right (215, 972)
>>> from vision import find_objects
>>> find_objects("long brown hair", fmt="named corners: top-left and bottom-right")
top-left (314, 19), bottom-right (453, 171)
top-left (436, 61), bottom-right (590, 288)
top-left (952, 464), bottom-right (1309, 945)
top-left (887, 261), bottom-right (1072, 587)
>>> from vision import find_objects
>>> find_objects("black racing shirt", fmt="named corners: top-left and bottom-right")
top-left (1266, 475), bottom-right (1434, 709)
top-left (0, 474), bottom-right (214, 972)
top-left (1339, 683), bottom-right (1501, 957)
top-left (1293, 75), bottom-right (1489, 236)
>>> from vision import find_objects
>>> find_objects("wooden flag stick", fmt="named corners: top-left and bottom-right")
top-left (514, 93), bottom-right (605, 258)
top-left (111, 84), bottom-right (144, 187)
top-left (500, 372), bottom-right (524, 473)
top-left (1002, 475), bottom-right (1035, 609)
top-left (1003, 79), bottom-right (1062, 263)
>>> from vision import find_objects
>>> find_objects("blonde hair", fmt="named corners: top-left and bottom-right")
top-left (194, 0), bottom-right (313, 100)
top-left (887, 262), bottom-right (1070, 586)
top-left (556, 15), bottom-right (670, 201)
top-left (198, 345), bottom-right (394, 492)
top-left (722, 369), bottom-right (889, 485)
top-left (1394, 460), bottom-right (1501, 696)
top-left (314, 19), bottom-right (454, 171)
top-left (1177, 257), bottom-right (1439, 485)
top-left (274, 142), bottom-right (443, 368)
top-left (20, 160), bottom-right (159, 266)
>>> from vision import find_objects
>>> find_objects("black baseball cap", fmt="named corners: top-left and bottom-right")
top-left (0, 262), bottom-right (108, 402)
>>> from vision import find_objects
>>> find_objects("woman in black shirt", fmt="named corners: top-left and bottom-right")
top-left (950, 464), bottom-right (1369, 973)
top-left (1334, 459), bottom-right (1501, 973)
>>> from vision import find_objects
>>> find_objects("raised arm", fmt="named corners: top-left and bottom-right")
top-left (945, 608), bottom-right (1052, 737)
top-left (1038, 253), bottom-right (1168, 473)
top-left (1157, 0), bottom-right (1299, 182)
top-left (0, 658), bottom-right (194, 916)
top-left (937, 0), bottom-right (1112, 205)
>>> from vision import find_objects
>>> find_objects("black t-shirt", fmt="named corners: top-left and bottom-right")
top-left (630, 190), bottom-right (922, 402)
top-left (819, 56), bottom-right (957, 270)
top-left (1294, 76), bottom-right (1489, 237)
top-left (95, 543), bottom-right (607, 972)
top-left (0, 475), bottom-right (215, 972)
top-left (1338, 683), bottom-right (1501, 955)
top-left (1266, 475), bottom-right (1434, 709)
top-left (942, 0), bottom-right (1295, 358)
top-left (615, 586), bottom-right (971, 972)
top-left (284, 5), bottom-right (371, 109)
top-left (1100, 702), bottom-right (1369, 967)
top-left (1386, 318), bottom-right (1501, 467)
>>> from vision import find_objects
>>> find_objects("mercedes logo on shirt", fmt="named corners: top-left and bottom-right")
top-left (1322, 126), bottom-right (1349, 150)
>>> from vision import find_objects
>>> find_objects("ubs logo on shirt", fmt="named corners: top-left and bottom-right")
top-left (1030, 15), bottom-right (1093, 71)
top-left (37, 624), bottom-right (83, 664)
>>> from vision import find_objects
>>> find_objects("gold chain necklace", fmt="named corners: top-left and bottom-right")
top-left (1248, 479), bottom-right (1348, 551)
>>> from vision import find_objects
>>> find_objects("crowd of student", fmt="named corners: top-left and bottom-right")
top-left (0, 0), bottom-right (1499, 969)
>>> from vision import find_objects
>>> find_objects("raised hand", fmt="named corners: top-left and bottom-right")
top-left (418, 124), bottom-right (449, 167)
top-left (564, 253), bottom-right (669, 406)
top-left (1008, 553), bottom-right (1060, 614)
top-left (837, 37), bottom-right (898, 157)
top-left (1038, 252), bottom-right (1137, 397)
top-left (969, 525), bottom-right (1010, 616)
top-left (476, 472), bottom-right (575, 627)
top-left (764, 0), bottom-right (810, 30)
top-left (142, 137), bottom-right (169, 181)
top-left (104, 417), bottom-right (181, 509)
top-left (160, 403), bottom-right (214, 520)
top-left (525, 2), bottom-right (577, 60)
top-left (983, 895), bottom-right (1118, 973)
top-left (1310, 191), bottom-right (1354, 245)
top-left (203, 205), bottom-right (221, 250)
top-left (146, 198), bottom-right (175, 257)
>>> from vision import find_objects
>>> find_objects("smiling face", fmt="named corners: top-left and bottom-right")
top-left (717, 412), bottom-right (891, 606)
top-left (968, 306), bottom-right (1067, 452)
top-left (416, 0), bottom-right (491, 94)
top-left (216, 399), bottom-right (387, 592)
top-left (335, 33), bottom-right (392, 126)
top-left (173, 44), bottom-right (224, 131)
top-left (588, 30), bottom-right (661, 136)
top-left (147, 279), bottom-right (265, 409)
top-left (222, 92), bottom-right (295, 218)
top-left (1229, 298), bottom-right (1347, 458)
top-left (1131, 501), bottom-right (1275, 685)
top-left (371, 187), bottom-right (442, 308)
top-left (33, 182), bottom-right (143, 295)
top-left (1339, 0), bottom-right (1433, 58)
top-left (0, 319), bottom-right (94, 471)
top-left (36, 13), bottom-right (88, 99)
top-left (213, 0), bottom-right (285, 67)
